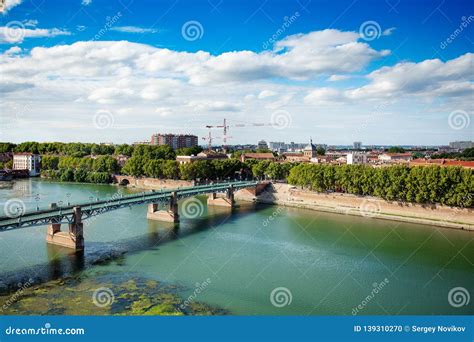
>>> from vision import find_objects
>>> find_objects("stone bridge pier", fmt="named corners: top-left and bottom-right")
top-left (147, 191), bottom-right (180, 223)
top-left (46, 205), bottom-right (84, 250)
top-left (207, 185), bottom-right (234, 207)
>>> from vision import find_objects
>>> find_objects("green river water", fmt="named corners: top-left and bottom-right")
top-left (0, 179), bottom-right (472, 315)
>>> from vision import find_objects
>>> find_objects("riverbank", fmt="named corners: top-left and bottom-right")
top-left (235, 183), bottom-right (474, 231)
top-left (113, 176), bottom-right (474, 230)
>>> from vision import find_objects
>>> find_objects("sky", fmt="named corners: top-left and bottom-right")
top-left (0, 0), bottom-right (472, 146)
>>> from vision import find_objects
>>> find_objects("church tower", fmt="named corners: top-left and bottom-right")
top-left (303, 138), bottom-right (317, 159)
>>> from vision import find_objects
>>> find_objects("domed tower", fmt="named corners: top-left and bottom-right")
top-left (304, 138), bottom-right (317, 159)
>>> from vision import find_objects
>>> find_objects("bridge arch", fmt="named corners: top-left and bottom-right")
top-left (119, 178), bottom-right (130, 186)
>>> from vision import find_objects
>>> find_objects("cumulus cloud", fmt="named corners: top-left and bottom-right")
top-left (0, 30), bottom-right (471, 143)
top-left (347, 53), bottom-right (474, 100)
top-left (138, 29), bottom-right (389, 85)
top-left (0, 0), bottom-right (22, 14)
top-left (81, 0), bottom-right (92, 5)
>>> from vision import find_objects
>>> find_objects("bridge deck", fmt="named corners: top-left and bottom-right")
top-left (0, 181), bottom-right (258, 231)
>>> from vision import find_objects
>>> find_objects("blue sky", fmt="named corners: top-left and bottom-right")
top-left (0, 0), bottom-right (472, 145)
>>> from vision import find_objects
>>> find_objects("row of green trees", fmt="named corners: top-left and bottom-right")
top-left (42, 155), bottom-right (119, 174)
top-left (0, 142), bottom-right (179, 159)
top-left (41, 155), bottom-right (119, 184)
top-left (40, 153), bottom-right (294, 183)
top-left (121, 157), bottom-right (292, 181)
top-left (41, 169), bottom-right (111, 184)
top-left (431, 148), bottom-right (474, 161)
top-left (287, 164), bottom-right (473, 207)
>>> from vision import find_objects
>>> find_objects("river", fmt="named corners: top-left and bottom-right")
top-left (0, 179), bottom-right (472, 315)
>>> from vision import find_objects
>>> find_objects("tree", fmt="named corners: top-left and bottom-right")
top-left (121, 156), bottom-right (145, 177)
top-left (162, 160), bottom-right (179, 179)
top-left (41, 156), bottom-right (60, 170)
top-left (252, 161), bottom-right (271, 180)
top-left (0, 143), bottom-right (16, 153)
top-left (144, 160), bottom-right (164, 178)
top-left (175, 146), bottom-right (203, 156)
top-left (387, 146), bottom-right (406, 153)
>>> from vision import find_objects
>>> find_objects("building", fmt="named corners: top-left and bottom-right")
top-left (410, 159), bottom-right (474, 169)
top-left (257, 140), bottom-right (268, 150)
top-left (240, 153), bottom-right (275, 163)
top-left (449, 141), bottom-right (473, 150)
top-left (378, 153), bottom-right (413, 163)
top-left (287, 142), bottom-right (306, 152)
top-left (150, 133), bottom-right (198, 149)
top-left (303, 139), bottom-right (317, 159)
top-left (268, 141), bottom-right (287, 152)
top-left (347, 151), bottom-right (368, 165)
top-left (353, 141), bottom-right (362, 150)
top-left (13, 153), bottom-right (41, 176)
top-left (282, 152), bottom-right (310, 163)
top-left (176, 152), bottom-right (228, 165)
top-left (114, 154), bottom-right (130, 167)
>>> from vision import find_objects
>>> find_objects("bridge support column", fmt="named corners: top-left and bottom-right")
top-left (147, 191), bottom-right (179, 223)
top-left (207, 185), bottom-right (234, 207)
top-left (46, 206), bottom-right (84, 250)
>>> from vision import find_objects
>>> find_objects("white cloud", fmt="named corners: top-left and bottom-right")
top-left (304, 88), bottom-right (343, 105)
top-left (189, 100), bottom-right (242, 112)
top-left (111, 26), bottom-right (158, 34)
top-left (81, 0), bottom-right (92, 6)
top-left (258, 90), bottom-right (277, 99)
top-left (138, 29), bottom-right (389, 85)
top-left (0, 25), bottom-right (70, 43)
top-left (328, 75), bottom-right (350, 82)
top-left (0, 31), bottom-right (471, 144)
top-left (382, 27), bottom-right (396, 36)
top-left (347, 53), bottom-right (474, 100)
top-left (4, 46), bottom-right (21, 55)
top-left (23, 19), bottom-right (38, 27)
top-left (0, 0), bottom-right (22, 14)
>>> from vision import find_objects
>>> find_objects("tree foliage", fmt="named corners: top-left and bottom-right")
top-left (288, 164), bottom-right (473, 207)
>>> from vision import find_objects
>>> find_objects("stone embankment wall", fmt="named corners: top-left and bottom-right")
top-left (235, 183), bottom-right (474, 231)
top-left (113, 175), bottom-right (193, 190)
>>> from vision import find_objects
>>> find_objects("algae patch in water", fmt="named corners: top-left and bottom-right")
top-left (0, 275), bottom-right (225, 316)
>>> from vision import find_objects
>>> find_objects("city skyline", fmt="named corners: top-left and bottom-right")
top-left (0, 0), bottom-right (473, 145)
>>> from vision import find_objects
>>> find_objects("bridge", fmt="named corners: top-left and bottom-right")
top-left (0, 180), bottom-right (266, 250)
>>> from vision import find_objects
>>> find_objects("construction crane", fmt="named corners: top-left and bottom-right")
top-left (202, 127), bottom-right (218, 152)
top-left (205, 118), bottom-right (275, 151)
